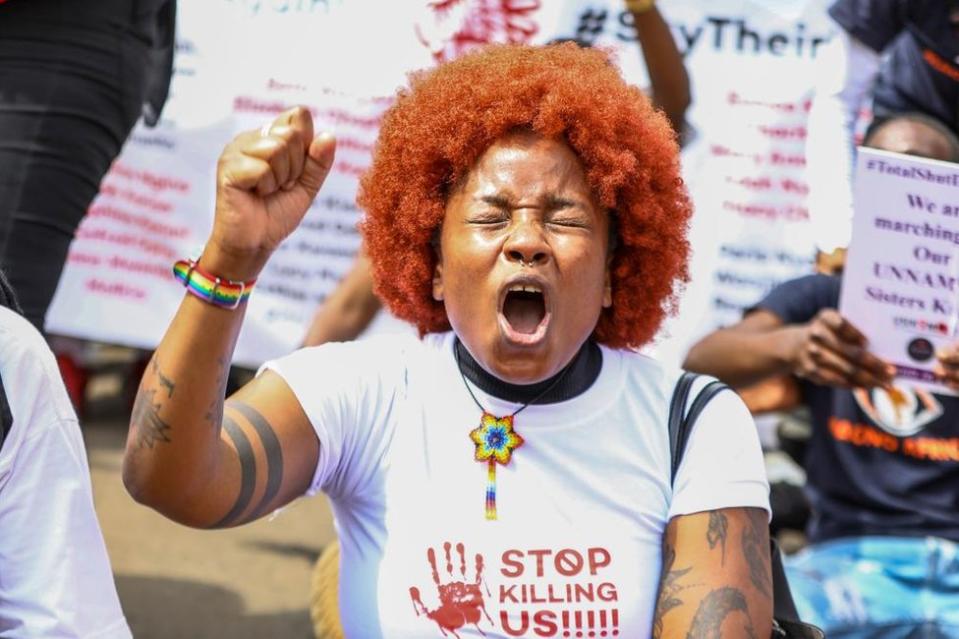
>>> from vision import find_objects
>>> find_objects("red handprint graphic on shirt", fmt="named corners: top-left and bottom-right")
top-left (409, 541), bottom-right (493, 638)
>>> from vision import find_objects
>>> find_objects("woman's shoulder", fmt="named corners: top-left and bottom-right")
top-left (298, 332), bottom-right (427, 361)
top-left (263, 332), bottom-right (445, 387)
top-left (608, 346), bottom-right (730, 409)
top-left (607, 346), bottom-right (688, 387)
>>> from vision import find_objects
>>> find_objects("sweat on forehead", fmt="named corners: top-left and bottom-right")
top-left (358, 43), bottom-right (693, 349)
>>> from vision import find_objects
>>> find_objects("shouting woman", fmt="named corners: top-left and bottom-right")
top-left (123, 43), bottom-right (772, 638)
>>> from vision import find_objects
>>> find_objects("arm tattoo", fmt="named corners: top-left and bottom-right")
top-left (204, 356), bottom-right (230, 427)
top-left (707, 511), bottom-right (729, 566)
top-left (214, 400), bottom-right (285, 526)
top-left (151, 356), bottom-right (176, 398)
top-left (234, 402), bottom-right (284, 517)
top-left (214, 413), bottom-right (257, 527)
top-left (653, 541), bottom-right (693, 639)
top-left (741, 509), bottom-right (773, 600)
top-left (131, 387), bottom-right (172, 449)
top-left (686, 587), bottom-right (756, 639)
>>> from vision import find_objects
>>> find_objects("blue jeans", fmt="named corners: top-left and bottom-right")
top-left (786, 536), bottom-right (959, 638)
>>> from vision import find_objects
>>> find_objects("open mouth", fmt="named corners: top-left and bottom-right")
top-left (499, 283), bottom-right (550, 345)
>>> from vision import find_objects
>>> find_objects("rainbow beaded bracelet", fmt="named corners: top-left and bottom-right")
top-left (172, 259), bottom-right (256, 309)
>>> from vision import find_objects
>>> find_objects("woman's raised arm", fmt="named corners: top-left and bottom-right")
top-left (122, 107), bottom-right (336, 528)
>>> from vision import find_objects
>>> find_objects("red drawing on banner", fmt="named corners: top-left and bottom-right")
top-left (415, 0), bottom-right (541, 63)
top-left (410, 541), bottom-right (493, 638)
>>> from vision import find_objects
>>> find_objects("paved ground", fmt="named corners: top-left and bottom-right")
top-left (86, 413), bottom-right (335, 639)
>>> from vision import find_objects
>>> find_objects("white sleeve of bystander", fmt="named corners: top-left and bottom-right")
top-left (0, 307), bottom-right (130, 638)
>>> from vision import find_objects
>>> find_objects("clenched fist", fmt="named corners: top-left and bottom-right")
top-left (204, 106), bottom-right (336, 281)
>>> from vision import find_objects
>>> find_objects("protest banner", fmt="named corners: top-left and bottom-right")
top-left (47, 0), bottom-right (835, 368)
top-left (46, 0), bottom-right (546, 367)
top-left (839, 148), bottom-right (959, 396)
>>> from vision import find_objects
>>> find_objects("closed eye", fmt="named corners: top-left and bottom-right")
top-left (547, 213), bottom-right (590, 228)
top-left (467, 210), bottom-right (509, 225)
top-left (549, 218), bottom-right (588, 228)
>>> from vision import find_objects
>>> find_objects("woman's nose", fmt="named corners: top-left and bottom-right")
top-left (503, 218), bottom-right (550, 266)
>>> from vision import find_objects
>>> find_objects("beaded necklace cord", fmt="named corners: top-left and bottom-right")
top-left (455, 340), bottom-right (575, 520)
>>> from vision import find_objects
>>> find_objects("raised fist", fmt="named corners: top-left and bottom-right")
top-left (205, 106), bottom-right (336, 280)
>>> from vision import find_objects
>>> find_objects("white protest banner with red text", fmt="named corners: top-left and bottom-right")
top-left (48, 0), bottom-right (836, 367)
top-left (47, 0), bottom-right (550, 366)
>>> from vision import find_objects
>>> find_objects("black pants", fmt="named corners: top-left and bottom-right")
top-left (0, 0), bottom-right (165, 331)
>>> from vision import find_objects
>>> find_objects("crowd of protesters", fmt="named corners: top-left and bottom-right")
top-left (1, 0), bottom-right (958, 638)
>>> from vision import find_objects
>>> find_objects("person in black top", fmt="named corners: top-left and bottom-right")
top-left (685, 114), bottom-right (959, 636)
top-left (806, 0), bottom-right (959, 258)
top-left (0, 0), bottom-right (175, 332)
top-left (832, 0), bottom-right (959, 132)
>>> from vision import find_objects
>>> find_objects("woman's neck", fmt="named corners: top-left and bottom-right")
top-left (454, 338), bottom-right (602, 405)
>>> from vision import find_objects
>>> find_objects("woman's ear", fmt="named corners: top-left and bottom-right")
top-left (431, 227), bottom-right (444, 301)
top-left (603, 214), bottom-right (616, 308)
top-left (432, 260), bottom-right (444, 301)
top-left (602, 266), bottom-right (612, 308)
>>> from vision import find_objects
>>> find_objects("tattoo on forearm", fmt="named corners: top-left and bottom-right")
top-left (653, 541), bottom-right (693, 639)
top-left (686, 587), bottom-right (756, 639)
top-left (214, 413), bottom-right (257, 527)
top-left (152, 357), bottom-right (175, 398)
top-left (131, 387), bottom-right (172, 449)
top-left (741, 509), bottom-right (772, 600)
top-left (707, 511), bottom-right (729, 565)
top-left (204, 356), bottom-right (230, 428)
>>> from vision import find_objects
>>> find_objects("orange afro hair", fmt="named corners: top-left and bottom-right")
top-left (358, 43), bottom-right (691, 349)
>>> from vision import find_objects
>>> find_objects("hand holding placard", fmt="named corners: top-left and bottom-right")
top-left (790, 308), bottom-right (895, 389)
top-left (933, 343), bottom-right (959, 392)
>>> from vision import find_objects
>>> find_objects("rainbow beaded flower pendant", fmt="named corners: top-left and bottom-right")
top-left (469, 413), bottom-right (525, 520)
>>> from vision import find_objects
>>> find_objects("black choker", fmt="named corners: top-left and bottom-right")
top-left (453, 338), bottom-right (602, 405)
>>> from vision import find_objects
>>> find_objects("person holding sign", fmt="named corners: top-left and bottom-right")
top-left (123, 44), bottom-right (772, 637)
top-left (685, 115), bottom-right (959, 636)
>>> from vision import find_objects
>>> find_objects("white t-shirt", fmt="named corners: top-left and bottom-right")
top-left (266, 332), bottom-right (769, 639)
top-left (0, 307), bottom-right (130, 639)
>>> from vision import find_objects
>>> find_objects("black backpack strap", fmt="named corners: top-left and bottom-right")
top-left (769, 540), bottom-right (802, 622)
top-left (666, 372), bottom-right (825, 639)
top-left (0, 369), bottom-right (10, 453)
top-left (668, 372), bottom-right (698, 484)
top-left (669, 372), bottom-right (729, 485)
